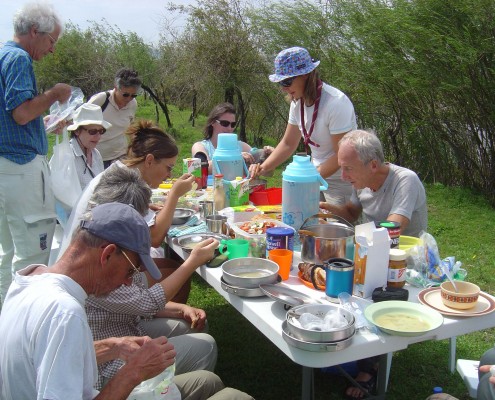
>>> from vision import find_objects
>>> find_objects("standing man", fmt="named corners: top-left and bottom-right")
top-left (0, 2), bottom-right (72, 306)
top-left (88, 68), bottom-right (141, 168)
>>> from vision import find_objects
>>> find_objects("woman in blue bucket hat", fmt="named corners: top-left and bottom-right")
top-left (249, 46), bottom-right (357, 206)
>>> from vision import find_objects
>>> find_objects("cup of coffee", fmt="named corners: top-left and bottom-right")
top-left (205, 214), bottom-right (228, 234)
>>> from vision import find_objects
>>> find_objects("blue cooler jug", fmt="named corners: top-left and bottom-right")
top-left (212, 133), bottom-right (249, 181)
top-left (282, 155), bottom-right (328, 249)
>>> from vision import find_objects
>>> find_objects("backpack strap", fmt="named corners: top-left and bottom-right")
top-left (100, 91), bottom-right (111, 112)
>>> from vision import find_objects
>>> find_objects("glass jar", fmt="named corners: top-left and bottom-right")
top-left (387, 248), bottom-right (407, 288)
top-left (213, 173), bottom-right (225, 212)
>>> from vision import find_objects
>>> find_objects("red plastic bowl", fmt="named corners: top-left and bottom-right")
top-left (249, 188), bottom-right (282, 205)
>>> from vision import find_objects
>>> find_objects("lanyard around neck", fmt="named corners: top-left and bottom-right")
top-left (300, 79), bottom-right (323, 154)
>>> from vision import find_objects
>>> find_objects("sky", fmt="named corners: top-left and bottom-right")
top-left (0, 0), bottom-right (191, 46)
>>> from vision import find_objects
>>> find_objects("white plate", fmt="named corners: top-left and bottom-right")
top-left (418, 287), bottom-right (495, 317)
top-left (364, 300), bottom-right (443, 337)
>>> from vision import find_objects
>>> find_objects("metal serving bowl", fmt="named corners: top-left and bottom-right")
top-left (172, 208), bottom-right (195, 225)
top-left (222, 257), bottom-right (279, 289)
top-left (286, 303), bottom-right (355, 343)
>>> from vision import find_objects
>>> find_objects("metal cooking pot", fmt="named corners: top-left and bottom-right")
top-left (299, 214), bottom-right (354, 265)
top-left (286, 303), bottom-right (355, 342)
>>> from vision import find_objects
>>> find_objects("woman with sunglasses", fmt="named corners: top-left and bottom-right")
top-left (67, 103), bottom-right (110, 190)
top-left (249, 47), bottom-right (357, 205)
top-left (191, 102), bottom-right (273, 173)
top-left (88, 68), bottom-right (142, 168)
top-left (58, 119), bottom-right (196, 303)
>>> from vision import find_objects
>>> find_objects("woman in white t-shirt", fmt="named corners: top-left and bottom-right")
top-left (249, 46), bottom-right (357, 205)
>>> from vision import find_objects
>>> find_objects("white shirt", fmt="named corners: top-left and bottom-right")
top-left (0, 266), bottom-right (99, 400)
top-left (70, 138), bottom-right (104, 190)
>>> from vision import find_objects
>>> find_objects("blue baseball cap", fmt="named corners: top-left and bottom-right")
top-left (269, 47), bottom-right (320, 82)
top-left (80, 202), bottom-right (161, 280)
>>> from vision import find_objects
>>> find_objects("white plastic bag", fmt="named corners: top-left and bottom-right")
top-left (49, 128), bottom-right (82, 209)
top-left (128, 364), bottom-right (181, 400)
top-left (45, 86), bottom-right (84, 133)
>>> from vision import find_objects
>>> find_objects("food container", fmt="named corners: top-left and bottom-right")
top-left (286, 303), bottom-right (355, 343)
top-left (230, 218), bottom-right (293, 258)
top-left (172, 208), bottom-right (195, 225)
top-left (250, 188), bottom-right (283, 206)
top-left (299, 214), bottom-right (355, 264)
top-left (221, 257), bottom-right (279, 288)
top-left (440, 281), bottom-right (480, 310)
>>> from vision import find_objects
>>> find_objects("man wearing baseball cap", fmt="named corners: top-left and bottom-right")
top-left (0, 202), bottom-right (173, 399)
top-left (0, 202), bottom-right (254, 400)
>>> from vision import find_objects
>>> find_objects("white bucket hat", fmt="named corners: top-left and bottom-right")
top-left (67, 103), bottom-right (112, 131)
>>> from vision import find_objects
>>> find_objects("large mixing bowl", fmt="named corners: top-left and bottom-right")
top-left (286, 303), bottom-right (355, 342)
top-left (222, 257), bottom-right (279, 288)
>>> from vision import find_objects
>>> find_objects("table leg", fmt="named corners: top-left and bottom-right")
top-left (302, 366), bottom-right (314, 400)
top-left (449, 336), bottom-right (457, 373)
top-left (376, 352), bottom-right (392, 397)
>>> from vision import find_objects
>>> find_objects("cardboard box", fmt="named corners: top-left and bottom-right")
top-left (353, 222), bottom-right (391, 298)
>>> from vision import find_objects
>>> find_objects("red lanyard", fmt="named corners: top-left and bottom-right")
top-left (300, 79), bottom-right (323, 154)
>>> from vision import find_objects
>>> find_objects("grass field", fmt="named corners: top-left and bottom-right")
top-left (48, 98), bottom-right (495, 399)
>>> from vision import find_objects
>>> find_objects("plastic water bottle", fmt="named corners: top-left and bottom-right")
top-left (281, 155), bottom-right (328, 249)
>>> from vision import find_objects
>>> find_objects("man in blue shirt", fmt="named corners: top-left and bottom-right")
top-left (0, 2), bottom-right (71, 306)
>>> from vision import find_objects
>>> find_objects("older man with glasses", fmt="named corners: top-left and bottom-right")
top-left (88, 68), bottom-right (142, 168)
top-left (0, 2), bottom-right (72, 308)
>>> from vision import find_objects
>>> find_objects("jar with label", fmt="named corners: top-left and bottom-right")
top-left (213, 174), bottom-right (225, 212)
top-left (376, 221), bottom-right (401, 248)
top-left (387, 248), bottom-right (407, 288)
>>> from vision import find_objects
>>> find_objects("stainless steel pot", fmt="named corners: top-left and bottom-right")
top-left (299, 214), bottom-right (354, 264)
top-left (222, 257), bottom-right (279, 288)
top-left (286, 303), bottom-right (355, 343)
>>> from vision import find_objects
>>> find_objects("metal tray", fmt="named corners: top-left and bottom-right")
top-left (220, 276), bottom-right (281, 297)
top-left (281, 321), bottom-right (354, 352)
top-left (259, 284), bottom-right (322, 308)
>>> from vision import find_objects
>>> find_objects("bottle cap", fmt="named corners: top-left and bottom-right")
top-left (389, 248), bottom-right (407, 261)
top-left (214, 174), bottom-right (224, 178)
top-left (433, 387), bottom-right (443, 394)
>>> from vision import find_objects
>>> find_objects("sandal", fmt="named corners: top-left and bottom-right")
top-left (343, 371), bottom-right (377, 400)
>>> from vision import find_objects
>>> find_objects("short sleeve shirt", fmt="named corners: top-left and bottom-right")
top-left (0, 41), bottom-right (46, 164)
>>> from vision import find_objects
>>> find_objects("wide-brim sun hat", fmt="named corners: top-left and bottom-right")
top-left (67, 103), bottom-right (112, 131)
top-left (268, 47), bottom-right (320, 83)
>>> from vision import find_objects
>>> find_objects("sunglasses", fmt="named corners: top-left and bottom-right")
top-left (121, 249), bottom-right (141, 278)
top-left (279, 77), bottom-right (296, 87)
top-left (122, 92), bottom-right (139, 98)
top-left (81, 127), bottom-right (106, 135)
top-left (216, 119), bottom-right (237, 128)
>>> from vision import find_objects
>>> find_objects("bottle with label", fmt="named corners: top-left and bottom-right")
top-left (213, 173), bottom-right (225, 212)
top-left (387, 248), bottom-right (407, 288)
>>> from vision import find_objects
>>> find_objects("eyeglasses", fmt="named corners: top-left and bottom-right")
top-left (38, 31), bottom-right (57, 46)
top-left (215, 119), bottom-right (237, 128)
top-left (279, 77), bottom-right (296, 87)
top-left (121, 249), bottom-right (141, 278)
top-left (81, 127), bottom-right (106, 135)
top-left (121, 92), bottom-right (139, 98)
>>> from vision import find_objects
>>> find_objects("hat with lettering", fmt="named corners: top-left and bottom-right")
top-left (80, 202), bottom-right (161, 280)
top-left (269, 47), bottom-right (320, 82)
top-left (67, 103), bottom-right (112, 131)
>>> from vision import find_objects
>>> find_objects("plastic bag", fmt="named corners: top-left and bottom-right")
top-left (128, 364), bottom-right (181, 400)
top-left (405, 231), bottom-right (465, 288)
top-left (45, 86), bottom-right (84, 133)
top-left (49, 128), bottom-right (82, 209)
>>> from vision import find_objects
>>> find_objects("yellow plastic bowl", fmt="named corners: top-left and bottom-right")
top-left (398, 235), bottom-right (422, 251)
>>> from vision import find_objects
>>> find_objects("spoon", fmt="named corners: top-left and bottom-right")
top-left (441, 262), bottom-right (459, 292)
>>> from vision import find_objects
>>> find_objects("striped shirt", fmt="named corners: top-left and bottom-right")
top-left (0, 41), bottom-right (46, 165)
top-left (85, 272), bottom-right (166, 389)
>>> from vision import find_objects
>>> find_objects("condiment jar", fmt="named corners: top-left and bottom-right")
top-left (376, 221), bottom-right (401, 248)
top-left (387, 248), bottom-right (407, 288)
